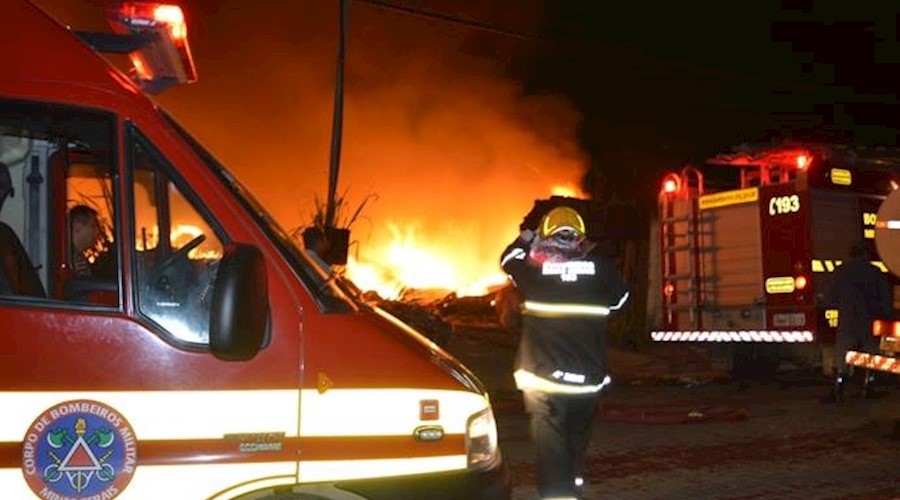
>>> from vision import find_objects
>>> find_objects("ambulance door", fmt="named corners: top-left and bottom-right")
top-left (0, 100), bottom-right (131, 497)
top-left (0, 100), bottom-right (300, 499)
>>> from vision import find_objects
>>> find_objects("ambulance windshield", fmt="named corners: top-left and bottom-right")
top-left (157, 110), bottom-right (360, 313)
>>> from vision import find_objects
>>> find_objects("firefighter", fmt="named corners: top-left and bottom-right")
top-left (822, 241), bottom-right (893, 402)
top-left (500, 206), bottom-right (629, 499)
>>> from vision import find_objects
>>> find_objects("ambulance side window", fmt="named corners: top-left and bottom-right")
top-left (0, 100), bottom-right (119, 305)
top-left (130, 130), bottom-right (224, 345)
top-left (63, 161), bottom-right (120, 304)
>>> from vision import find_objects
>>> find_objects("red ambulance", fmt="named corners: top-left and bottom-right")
top-left (0, 1), bottom-right (509, 498)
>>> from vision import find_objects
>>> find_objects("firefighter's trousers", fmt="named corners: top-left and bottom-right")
top-left (523, 390), bottom-right (600, 499)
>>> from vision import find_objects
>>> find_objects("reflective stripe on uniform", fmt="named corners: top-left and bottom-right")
top-left (609, 291), bottom-right (630, 311)
top-left (522, 291), bottom-right (628, 318)
top-left (514, 369), bottom-right (611, 394)
top-left (523, 301), bottom-right (610, 317)
top-left (501, 247), bottom-right (527, 267)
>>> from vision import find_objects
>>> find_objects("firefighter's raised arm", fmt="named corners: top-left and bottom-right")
top-left (499, 229), bottom-right (536, 277)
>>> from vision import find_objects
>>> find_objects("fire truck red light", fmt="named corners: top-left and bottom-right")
top-left (793, 276), bottom-right (807, 290)
top-left (796, 155), bottom-right (809, 169)
top-left (663, 179), bottom-right (677, 193)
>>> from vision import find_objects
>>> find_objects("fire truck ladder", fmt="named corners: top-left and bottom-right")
top-left (660, 166), bottom-right (705, 329)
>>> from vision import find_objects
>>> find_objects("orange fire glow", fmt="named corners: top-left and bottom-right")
top-left (342, 184), bottom-right (588, 299)
top-left (344, 221), bottom-right (511, 300)
top-left (40, 1), bottom-right (587, 300)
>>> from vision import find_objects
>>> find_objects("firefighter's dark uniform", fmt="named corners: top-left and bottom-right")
top-left (826, 253), bottom-right (893, 399)
top-left (500, 231), bottom-right (628, 499)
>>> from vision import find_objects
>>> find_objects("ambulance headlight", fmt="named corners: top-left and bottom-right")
top-left (466, 407), bottom-right (499, 469)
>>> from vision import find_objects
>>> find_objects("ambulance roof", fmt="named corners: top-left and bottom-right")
top-left (2, 0), bottom-right (154, 110)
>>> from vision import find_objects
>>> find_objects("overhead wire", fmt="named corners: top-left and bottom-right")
top-left (352, 0), bottom-right (760, 82)
top-left (354, 0), bottom-right (543, 40)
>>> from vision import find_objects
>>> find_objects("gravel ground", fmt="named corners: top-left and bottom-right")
top-left (444, 328), bottom-right (900, 500)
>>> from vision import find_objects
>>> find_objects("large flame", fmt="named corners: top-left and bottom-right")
top-left (39, 2), bottom-right (589, 301)
top-left (344, 221), bottom-right (510, 300)
top-left (342, 183), bottom-right (588, 300)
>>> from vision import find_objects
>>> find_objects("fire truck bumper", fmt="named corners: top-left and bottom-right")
top-left (845, 350), bottom-right (900, 375)
top-left (332, 458), bottom-right (511, 500)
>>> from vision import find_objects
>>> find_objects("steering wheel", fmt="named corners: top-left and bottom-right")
top-left (147, 234), bottom-right (206, 283)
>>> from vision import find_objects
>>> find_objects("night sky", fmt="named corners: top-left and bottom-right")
top-left (527, 1), bottom-right (899, 203)
top-left (36, 0), bottom-right (899, 279)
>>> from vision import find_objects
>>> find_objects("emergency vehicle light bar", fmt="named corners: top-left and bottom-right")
top-left (78, 2), bottom-right (197, 94)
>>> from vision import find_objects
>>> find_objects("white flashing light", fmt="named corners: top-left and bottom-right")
top-left (152, 4), bottom-right (187, 40)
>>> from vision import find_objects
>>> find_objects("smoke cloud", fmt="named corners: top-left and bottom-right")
top-left (38, 0), bottom-right (588, 292)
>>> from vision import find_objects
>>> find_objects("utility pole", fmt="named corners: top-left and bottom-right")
top-left (325, 0), bottom-right (349, 229)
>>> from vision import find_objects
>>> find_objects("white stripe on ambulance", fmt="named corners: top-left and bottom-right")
top-left (299, 388), bottom-right (488, 436)
top-left (0, 390), bottom-right (299, 441)
top-left (2, 388), bottom-right (489, 497)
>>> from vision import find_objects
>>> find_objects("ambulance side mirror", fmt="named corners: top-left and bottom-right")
top-left (209, 243), bottom-right (269, 361)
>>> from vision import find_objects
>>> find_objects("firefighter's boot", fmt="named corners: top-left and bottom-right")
top-left (820, 373), bottom-right (846, 403)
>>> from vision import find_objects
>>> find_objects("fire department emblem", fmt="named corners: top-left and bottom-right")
top-left (22, 400), bottom-right (137, 499)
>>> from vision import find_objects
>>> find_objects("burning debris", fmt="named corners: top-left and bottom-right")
top-left (371, 284), bottom-right (520, 349)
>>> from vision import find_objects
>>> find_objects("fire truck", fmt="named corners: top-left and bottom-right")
top-left (0, 1), bottom-right (508, 498)
top-left (649, 141), bottom-right (899, 375)
top-left (846, 185), bottom-right (900, 376)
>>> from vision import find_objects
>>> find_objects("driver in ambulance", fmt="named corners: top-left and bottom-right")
top-left (69, 204), bottom-right (101, 277)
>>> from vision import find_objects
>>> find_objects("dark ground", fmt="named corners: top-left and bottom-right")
top-left (433, 308), bottom-right (900, 500)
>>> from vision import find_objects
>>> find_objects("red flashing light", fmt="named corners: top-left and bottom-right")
top-left (106, 2), bottom-right (198, 92)
top-left (662, 174), bottom-right (681, 194)
top-left (796, 155), bottom-right (809, 170)
top-left (794, 275), bottom-right (807, 290)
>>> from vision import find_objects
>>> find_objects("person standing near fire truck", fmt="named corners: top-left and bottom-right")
top-left (500, 206), bottom-right (629, 499)
top-left (822, 241), bottom-right (893, 402)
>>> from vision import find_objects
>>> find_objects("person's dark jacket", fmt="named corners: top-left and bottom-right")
top-left (500, 232), bottom-right (629, 393)
top-left (827, 257), bottom-right (893, 337)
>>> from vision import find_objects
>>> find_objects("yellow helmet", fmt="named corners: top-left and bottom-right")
top-left (539, 206), bottom-right (586, 239)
